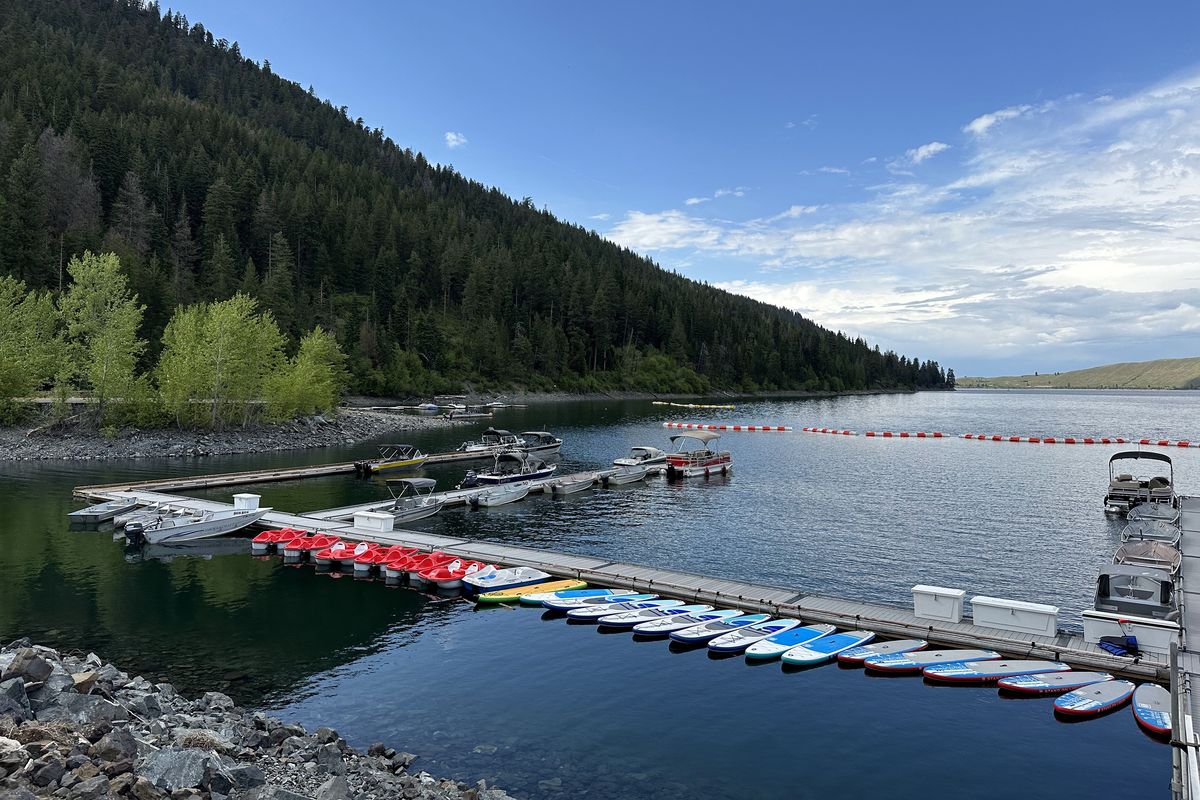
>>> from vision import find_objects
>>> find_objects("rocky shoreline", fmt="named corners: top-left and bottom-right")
top-left (0, 411), bottom-right (459, 463)
top-left (0, 639), bottom-right (515, 800)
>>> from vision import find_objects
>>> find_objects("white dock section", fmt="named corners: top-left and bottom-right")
top-left (1173, 496), bottom-right (1200, 800)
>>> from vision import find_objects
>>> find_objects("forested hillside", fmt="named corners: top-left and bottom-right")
top-left (0, 0), bottom-right (951, 396)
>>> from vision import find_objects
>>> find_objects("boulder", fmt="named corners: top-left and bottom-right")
top-left (0, 736), bottom-right (31, 773)
top-left (137, 748), bottom-right (214, 791)
top-left (315, 774), bottom-right (351, 800)
top-left (28, 672), bottom-right (77, 712)
top-left (314, 726), bottom-right (338, 744)
top-left (38, 693), bottom-right (129, 725)
top-left (72, 671), bottom-right (98, 694)
top-left (70, 774), bottom-right (111, 799)
top-left (128, 692), bottom-right (163, 718)
top-left (227, 763), bottom-right (266, 791)
top-left (200, 691), bottom-right (234, 711)
top-left (314, 742), bottom-right (345, 775)
top-left (30, 753), bottom-right (66, 787)
top-left (92, 727), bottom-right (137, 762)
top-left (0, 677), bottom-right (31, 722)
top-left (4, 648), bottom-right (53, 683)
top-left (130, 775), bottom-right (166, 800)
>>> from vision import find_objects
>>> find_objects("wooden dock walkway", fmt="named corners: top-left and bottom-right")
top-left (73, 481), bottom-right (1170, 683)
top-left (1172, 496), bottom-right (1200, 799)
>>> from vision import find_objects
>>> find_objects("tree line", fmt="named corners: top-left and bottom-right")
top-left (0, 251), bottom-right (346, 428)
top-left (0, 0), bottom-right (952, 398)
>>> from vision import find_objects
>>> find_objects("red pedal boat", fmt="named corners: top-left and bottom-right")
top-left (404, 551), bottom-right (457, 585)
top-left (356, 546), bottom-right (419, 576)
top-left (382, 549), bottom-right (429, 579)
top-left (281, 533), bottom-right (341, 561)
top-left (419, 559), bottom-right (495, 590)
top-left (251, 527), bottom-right (305, 554)
top-left (314, 541), bottom-right (376, 569)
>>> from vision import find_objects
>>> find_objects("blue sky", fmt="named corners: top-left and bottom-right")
top-left (170, 1), bottom-right (1200, 375)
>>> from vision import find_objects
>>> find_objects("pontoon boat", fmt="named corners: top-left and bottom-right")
top-left (1104, 451), bottom-right (1175, 516)
top-left (664, 431), bottom-right (733, 478)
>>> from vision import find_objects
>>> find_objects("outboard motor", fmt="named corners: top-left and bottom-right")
top-left (458, 470), bottom-right (479, 490)
top-left (124, 521), bottom-right (147, 547)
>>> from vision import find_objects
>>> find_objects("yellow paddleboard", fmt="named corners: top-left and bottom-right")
top-left (477, 579), bottom-right (587, 604)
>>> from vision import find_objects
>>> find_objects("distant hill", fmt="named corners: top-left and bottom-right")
top-left (960, 357), bottom-right (1200, 389)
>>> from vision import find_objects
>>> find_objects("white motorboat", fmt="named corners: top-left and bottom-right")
top-left (665, 431), bottom-right (733, 478)
top-left (470, 482), bottom-right (531, 508)
top-left (1104, 451), bottom-right (1176, 516)
top-left (455, 427), bottom-right (526, 455)
top-left (386, 478), bottom-right (445, 523)
top-left (114, 504), bottom-right (199, 529)
top-left (613, 446), bottom-right (667, 468)
top-left (543, 474), bottom-right (596, 496)
top-left (605, 465), bottom-right (648, 486)
top-left (462, 451), bottom-right (556, 486)
top-left (124, 507), bottom-right (271, 545)
top-left (519, 431), bottom-right (563, 455)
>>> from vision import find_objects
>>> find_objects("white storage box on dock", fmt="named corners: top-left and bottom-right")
top-left (970, 595), bottom-right (1059, 637)
top-left (912, 585), bottom-right (965, 623)
top-left (353, 511), bottom-right (395, 533)
top-left (232, 493), bottom-right (261, 511)
top-left (1082, 609), bottom-right (1179, 655)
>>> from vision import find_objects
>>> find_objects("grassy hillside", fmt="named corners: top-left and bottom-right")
top-left (960, 357), bottom-right (1200, 389)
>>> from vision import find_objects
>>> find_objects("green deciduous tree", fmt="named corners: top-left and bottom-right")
top-left (265, 326), bottom-right (347, 418)
top-left (0, 276), bottom-right (60, 417)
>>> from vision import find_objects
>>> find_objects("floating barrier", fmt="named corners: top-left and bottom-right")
top-left (863, 431), bottom-right (945, 439)
top-left (801, 427), bottom-right (857, 436)
top-left (1137, 439), bottom-right (1200, 448)
top-left (960, 434), bottom-right (1132, 444)
top-left (662, 422), bottom-right (792, 432)
top-left (652, 401), bottom-right (737, 410)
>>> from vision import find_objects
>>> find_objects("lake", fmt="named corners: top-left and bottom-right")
top-left (3, 389), bottom-right (1194, 798)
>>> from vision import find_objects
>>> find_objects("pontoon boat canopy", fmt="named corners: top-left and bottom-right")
top-left (1110, 451), bottom-right (1173, 465)
top-left (386, 477), bottom-right (437, 489)
top-left (670, 431), bottom-right (721, 444)
top-left (483, 428), bottom-right (514, 437)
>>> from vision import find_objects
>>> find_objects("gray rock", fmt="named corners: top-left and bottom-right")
top-left (227, 763), bottom-right (266, 790)
top-left (314, 726), bottom-right (338, 744)
top-left (1, 788), bottom-right (36, 800)
top-left (129, 775), bottom-right (164, 800)
top-left (71, 671), bottom-right (98, 694)
top-left (28, 672), bottom-right (76, 712)
top-left (38, 693), bottom-right (129, 725)
top-left (4, 648), bottom-right (53, 683)
top-left (137, 748), bottom-right (214, 791)
top-left (315, 774), bottom-right (351, 800)
top-left (30, 754), bottom-right (66, 787)
top-left (201, 691), bottom-right (234, 711)
top-left (70, 774), bottom-right (111, 799)
top-left (0, 677), bottom-right (30, 722)
top-left (314, 742), bottom-right (345, 775)
top-left (92, 727), bottom-right (137, 762)
top-left (129, 692), bottom-right (164, 718)
top-left (202, 760), bottom-right (235, 795)
top-left (0, 737), bottom-right (31, 773)
top-left (247, 787), bottom-right (314, 800)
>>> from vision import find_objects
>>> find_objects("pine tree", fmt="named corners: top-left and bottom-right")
top-left (260, 231), bottom-right (294, 334)
top-left (169, 201), bottom-right (197, 304)
top-left (239, 257), bottom-right (260, 297)
top-left (207, 234), bottom-right (237, 300)
top-left (107, 171), bottom-right (151, 258)
top-left (0, 142), bottom-right (50, 286)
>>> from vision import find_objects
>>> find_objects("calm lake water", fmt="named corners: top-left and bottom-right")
top-left (3, 389), bottom-right (1196, 799)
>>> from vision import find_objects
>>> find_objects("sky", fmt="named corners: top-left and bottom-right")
top-left (168, 1), bottom-right (1200, 375)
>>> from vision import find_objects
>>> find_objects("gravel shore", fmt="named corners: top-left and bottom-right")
top-left (0, 639), bottom-right (516, 799)
top-left (0, 411), bottom-right (460, 462)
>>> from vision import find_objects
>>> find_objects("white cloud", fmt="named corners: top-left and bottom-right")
top-left (964, 105), bottom-right (1032, 137)
top-left (444, 131), bottom-right (468, 149)
top-left (817, 165), bottom-right (850, 174)
top-left (905, 141), bottom-right (951, 164)
top-left (684, 197), bottom-right (709, 206)
top-left (607, 71), bottom-right (1200, 370)
top-left (589, 212), bottom-right (610, 220)
top-left (685, 187), bottom-right (748, 205)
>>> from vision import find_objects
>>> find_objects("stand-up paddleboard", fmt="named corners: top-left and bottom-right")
top-left (864, 649), bottom-right (1000, 673)
top-left (634, 609), bottom-right (742, 636)
top-left (671, 614), bottom-right (770, 644)
top-left (566, 599), bottom-right (683, 621)
top-left (838, 639), bottom-right (927, 665)
top-left (997, 671), bottom-right (1113, 695)
top-left (781, 630), bottom-right (875, 666)
top-left (709, 618), bottom-right (801, 653)
top-left (519, 586), bottom-right (625, 605)
top-left (544, 592), bottom-right (655, 611)
top-left (1054, 680), bottom-right (1136, 717)
top-left (744, 624), bottom-right (836, 660)
top-left (597, 604), bottom-right (713, 628)
top-left (923, 660), bottom-right (1070, 683)
top-left (478, 580), bottom-right (587, 604)
top-left (1132, 683), bottom-right (1172, 735)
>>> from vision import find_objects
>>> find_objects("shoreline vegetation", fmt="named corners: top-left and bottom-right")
top-left (0, 638), bottom-right (515, 800)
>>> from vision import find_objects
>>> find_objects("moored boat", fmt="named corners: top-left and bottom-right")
top-left (613, 446), bottom-right (667, 468)
top-left (420, 559), bottom-right (494, 590)
top-left (664, 431), bottom-right (733, 478)
top-left (1104, 451), bottom-right (1176, 516)
top-left (353, 444), bottom-right (427, 476)
top-left (455, 428), bottom-right (526, 456)
top-left (543, 475), bottom-right (596, 496)
top-left (519, 431), bottom-right (563, 455)
top-left (282, 533), bottom-right (341, 562)
top-left (251, 527), bottom-right (305, 554)
top-left (69, 498), bottom-right (139, 524)
top-left (404, 551), bottom-right (457, 585)
top-left (604, 465), bottom-right (648, 486)
top-left (470, 482), bottom-right (532, 508)
top-left (124, 507), bottom-right (270, 546)
top-left (385, 478), bottom-right (445, 524)
top-left (463, 566), bottom-right (551, 595)
top-left (354, 545), bottom-right (419, 576)
top-left (465, 452), bottom-right (556, 486)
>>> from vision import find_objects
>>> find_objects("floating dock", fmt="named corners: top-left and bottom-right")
top-left (73, 480), bottom-right (1171, 683)
top-left (1171, 496), bottom-right (1200, 799)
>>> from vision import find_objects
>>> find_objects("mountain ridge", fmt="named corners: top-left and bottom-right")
top-left (960, 356), bottom-right (1200, 389)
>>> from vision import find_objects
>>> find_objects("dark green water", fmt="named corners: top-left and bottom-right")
top-left (4, 392), bottom-right (1193, 798)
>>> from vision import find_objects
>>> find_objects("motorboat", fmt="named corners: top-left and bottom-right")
top-left (462, 566), bottom-right (551, 595)
top-left (462, 451), bottom-right (556, 486)
top-left (665, 431), bottom-right (733, 478)
top-left (614, 446), bottom-right (668, 468)
top-left (124, 507), bottom-right (270, 546)
top-left (354, 444), bottom-right (427, 476)
top-left (69, 498), bottom-right (138, 524)
top-left (417, 402), bottom-right (440, 411)
top-left (1092, 564), bottom-right (1175, 621)
top-left (420, 559), bottom-right (495, 590)
top-left (455, 428), bottom-right (526, 455)
top-left (1128, 503), bottom-right (1181, 524)
top-left (543, 474), bottom-right (596, 496)
top-left (115, 505), bottom-right (200, 530)
top-left (519, 431), bottom-right (563, 455)
top-left (604, 465), bottom-right (648, 486)
top-left (469, 482), bottom-right (532, 508)
top-left (1121, 518), bottom-right (1182, 544)
top-left (1104, 451), bottom-right (1176, 516)
top-left (251, 527), bottom-right (306, 554)
top-left (1113, 540), bottom-right (1181, 576)
top-left (354, 545), bottom-right (419, 576)
top-left (385, 478), bottom-right (445, 523)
